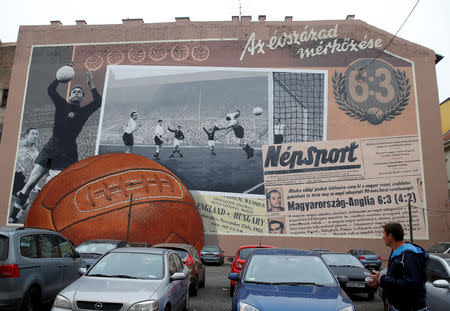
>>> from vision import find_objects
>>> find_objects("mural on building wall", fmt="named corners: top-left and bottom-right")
top-left (7, 22), bottom-right (427, 239)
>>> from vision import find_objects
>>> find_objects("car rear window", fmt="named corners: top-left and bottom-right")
top-left (174, 250), bottom-right (189, 259)
top-left (359, 249), bottom-right (375, 255)
top-left (238, 248), bottom-right (261, 260)
top-left (76, 242), bottom-right (119, 254)
top-left (429, 243), bottom-right (450, 253)
top-left (0, 235), bottom-right (8, 260)
top-left (203, 247), bottom-right (219, 252)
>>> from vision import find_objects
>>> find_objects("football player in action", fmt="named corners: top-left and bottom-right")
top-left (154, 119), bottom-right (164, 160)
top-left (219, 109), bottom-right (254, 159)
top-left (203, 126), bottom-right (219, 156)
top-left (168, 125), bottom-right (185, 158)
top-left (13, 69), bottom-right (102, 218)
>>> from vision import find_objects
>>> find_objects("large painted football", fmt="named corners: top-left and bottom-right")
top-left (25, 153), bottom-right (204, 251)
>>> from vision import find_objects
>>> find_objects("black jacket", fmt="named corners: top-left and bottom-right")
top-left (380, 243), bottom-right (429, 311)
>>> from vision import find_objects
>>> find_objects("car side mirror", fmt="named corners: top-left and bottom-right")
top-left (170, 272), bottom-right (187, 282)
top-left (337, 275), bottom-right (349, 284)
top-left (227, 257), bottom-right (233, 263)
top-left (228, 273), bottom-right (240, 281)
top-left (432, 279), bottom-right (450, 289)
top-left (73, 251), bottom-right (81, 259)
top-left (78, 267), bottom-right (87, 275)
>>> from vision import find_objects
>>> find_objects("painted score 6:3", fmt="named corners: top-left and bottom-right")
top-left (345, 59), bottom-right (400, 109)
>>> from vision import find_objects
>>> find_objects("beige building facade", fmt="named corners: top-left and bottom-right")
top-left (1, 17), bottom-right (448, 260)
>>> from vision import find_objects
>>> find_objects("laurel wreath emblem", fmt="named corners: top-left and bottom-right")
top-left (332, 70), bottom-right (410, 125)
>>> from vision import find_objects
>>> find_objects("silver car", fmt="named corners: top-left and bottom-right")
top-left (380, 253), bottom-right (450, 311)
top-left (425, 253), bottom-right (450, 311)
top-left (52, 247), bottom-right (190, 311)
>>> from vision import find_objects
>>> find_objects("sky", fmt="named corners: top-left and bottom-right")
top-left (1, 0), bottom-right (449, 103)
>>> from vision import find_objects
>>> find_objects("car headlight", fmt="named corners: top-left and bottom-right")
top-left (53, 294), bottom-right (72, 309)
top-left (128, 300), bottom-right (159, 311)
top-left (338, 306), bottom-right (355, 311)
top-left (239, 301), bottom-right (260, 311)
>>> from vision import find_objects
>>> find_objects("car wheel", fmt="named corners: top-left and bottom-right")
top-left (20, 287), bottom-right (40, 311)
top-left (368, 291), bottom-right (375, 301)
top-left (229, 284), bottom-right (235, 297)
top-left (189, 278), bottom-right (199, 296)
top-left (183, 292), bottom-right (189, 311)
top-left (199, 273), bottom-right (205, 288)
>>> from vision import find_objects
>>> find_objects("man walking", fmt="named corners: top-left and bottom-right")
top-left (367, 222), bottom-right (429, 311)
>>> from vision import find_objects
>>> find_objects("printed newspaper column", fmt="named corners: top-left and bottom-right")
top-left (191, 192), bottom-right (268, 235)
top-left (262, 135), bottom-right (427, 238)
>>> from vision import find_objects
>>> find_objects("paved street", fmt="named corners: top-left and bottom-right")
top-left (190, 263), bottom-right (386, 311)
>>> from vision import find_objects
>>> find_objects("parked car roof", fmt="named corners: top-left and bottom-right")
top-left (109, 247), bottom-right (168, 254)
top-left (152, 243), bottom-right (194, 250)
top-left (250, 248), bottom-right (318, 256)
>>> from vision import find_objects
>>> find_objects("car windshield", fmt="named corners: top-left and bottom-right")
top-left (87, 252), bottom-right (163, 279)
top-left (243, 254), bottom-right (336, 286)
top-left (429, 243), bottom-right (450, 253)
top-left (76, 242), bottom-right (120, 254)
top-left (322, 254), bottom-right (364, 268)
top-left (358, 249), bottom-right (375, 255)
top-left (238, 247), bottom-right (262, 260)
top-left (202, 247), bottom-right (219, 252)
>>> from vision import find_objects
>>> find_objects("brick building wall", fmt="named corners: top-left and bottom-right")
top-left (0, 42), bottom-right (16, 140)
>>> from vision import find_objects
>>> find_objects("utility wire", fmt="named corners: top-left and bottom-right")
top-left (354, 0), bottom-right (421, 72)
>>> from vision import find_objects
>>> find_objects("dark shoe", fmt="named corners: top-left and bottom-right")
top-left (247, 147), bottom-right (254, 159)
top-left (169, 154), bottom-right (174, 158)
top-left (179, 153), bottom-right (183, 158)
top-left (243, 144), bottom-right (254, 159)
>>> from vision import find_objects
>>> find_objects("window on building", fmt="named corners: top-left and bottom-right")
top-left (1, 89), bottom-right (8, 107)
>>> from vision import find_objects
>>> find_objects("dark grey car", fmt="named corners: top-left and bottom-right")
top-left (0, 226), bottom-right (84, 310)
top-left (153, 243), bottom-right (206, 297)
top-left (348, 248), bottom-right (382, 270)
top-left (200, 246), bottom-right (224, 265)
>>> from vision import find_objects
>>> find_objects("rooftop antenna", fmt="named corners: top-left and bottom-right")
top-left (239, 0), bottom-right (242, 18)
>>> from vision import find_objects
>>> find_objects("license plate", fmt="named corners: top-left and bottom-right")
top-left (346, 281), bottom-right (366, 288)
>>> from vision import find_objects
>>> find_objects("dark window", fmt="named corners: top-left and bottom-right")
top-left (173, 249), bottom-right (188, 260)
top-left (358, 249), bottom-right (375, 255)
top-left (191, 248), bottom-right (200, 261)
top-left (20, 235), bottom-right (38, 258)
top-left (0, 235), bottom-right (9, 260)
top-left (238, 247), bottom-right (261, 260)
top-left (172, 253), bottom-right (184, 272)
top-left (168, 254), bottom-right (177, 275)
top-left (426, 258), bottom-right (450, 282)
top-left (1, 89), bottom-right (8, 108)
top-left (57, 236), bottom-right (74, 258)
top-left (38, 234), bottom-right (60, 258)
